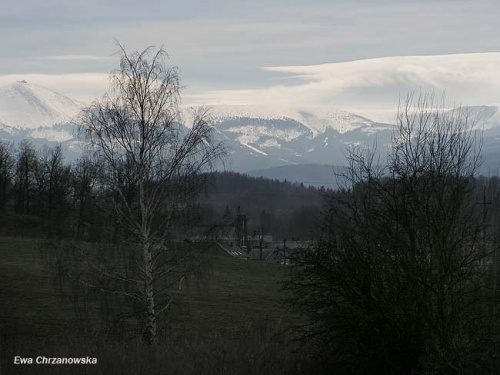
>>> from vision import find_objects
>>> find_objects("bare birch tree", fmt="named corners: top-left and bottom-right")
top-left (78, 45), bottom-right (226, 344)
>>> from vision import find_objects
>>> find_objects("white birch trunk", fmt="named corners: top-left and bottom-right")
top-left (143, 242), bottom-right (157, 345)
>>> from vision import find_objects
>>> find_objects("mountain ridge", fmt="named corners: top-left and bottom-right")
top-left (1, 82), bottom-right (499, 180)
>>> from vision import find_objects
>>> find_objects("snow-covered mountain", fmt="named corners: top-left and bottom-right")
top-left (1, 82), bottom-right (500, 182)
top-left (0, 80), bottom-right (82, 129)
top-left (0, 81), bottom-right (393, 171)
top-left (205, 104), bottom-right (378, 135)
top-left (197, 104), bottom-right (393, 171)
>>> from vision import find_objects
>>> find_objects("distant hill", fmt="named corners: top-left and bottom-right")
top-left (247, 164), bottom-right (349, 189)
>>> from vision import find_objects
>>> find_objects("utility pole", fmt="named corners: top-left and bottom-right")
top-left (475, 186), bottom-right (492, 260)
top-left (476, 186), bottom-right (496, 335)
top-left (283, 238), bottom-right (287, 265)
top-left (258, 225), bottom-right (264, 260)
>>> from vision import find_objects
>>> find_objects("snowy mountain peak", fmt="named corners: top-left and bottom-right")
top-left (198, 104), bottom-right (381, 136)
top-left (0, 81), bottom-right (83, 129)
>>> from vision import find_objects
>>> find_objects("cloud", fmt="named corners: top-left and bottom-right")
top-left (36, 55), bottom-right (113, 61)
top-left (186, 53), bottom-right (500, 121)
top-left (263, 53), bottom-right (500, 87)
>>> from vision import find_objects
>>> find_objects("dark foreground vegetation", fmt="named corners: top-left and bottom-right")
top-left (286, 95), bottom-right (500, 374)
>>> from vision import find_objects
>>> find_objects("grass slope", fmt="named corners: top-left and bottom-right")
top-left (0, 236), bottom-right (310, 374)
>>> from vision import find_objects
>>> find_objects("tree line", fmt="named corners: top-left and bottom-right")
top-left (0, 140), bottom-right (325, 242)
top-left (0, 140), bottom-right (101, 239)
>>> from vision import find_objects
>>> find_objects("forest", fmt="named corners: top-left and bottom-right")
top-left (0, 141), bottom-right (324, 243)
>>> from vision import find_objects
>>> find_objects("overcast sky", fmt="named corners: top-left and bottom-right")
top-left (1, 0), bottom-right (500, 121)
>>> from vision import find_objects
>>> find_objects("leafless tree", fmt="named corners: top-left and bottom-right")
top-left (78, 44), bottom-right (226, 344)
top-left (34, 145), bottom-right (72, 236)
top-left (0, 140), bottom-right (15, 210)
top-left (15, 140), bottom-right (37, 214)
top-left (287, 94), bottom-right (498, 374)
top-left (70, 156), bottom-right (101, 240)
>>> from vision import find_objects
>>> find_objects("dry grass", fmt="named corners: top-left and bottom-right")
top-left (0, 236), bottom-right (314, 375)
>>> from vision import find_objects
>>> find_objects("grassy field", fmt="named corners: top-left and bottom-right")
top-left (0, 236), bottom-right (315, 374)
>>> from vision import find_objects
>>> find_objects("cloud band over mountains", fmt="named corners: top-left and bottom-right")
top-left (1, 53), bottom-right (500, 123)
top-left (187, 52), bottom-right (500, 122)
